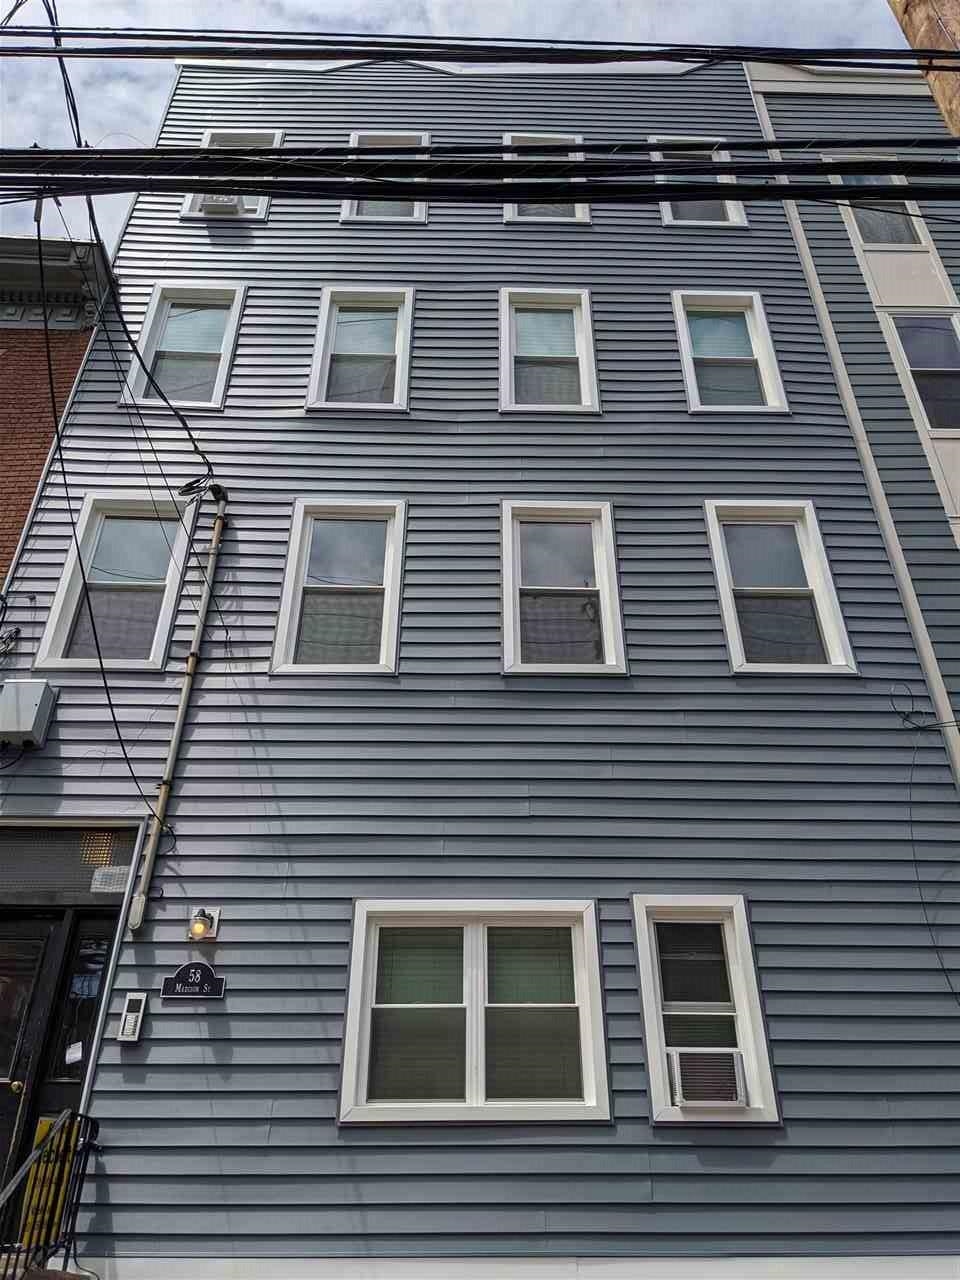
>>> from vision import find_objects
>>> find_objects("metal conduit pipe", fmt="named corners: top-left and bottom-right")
top-left (127, 484), bottom-right (228, 931)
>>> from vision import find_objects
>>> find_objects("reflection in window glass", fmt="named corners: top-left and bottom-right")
top-left (894, 315), bottom-right (960, 430)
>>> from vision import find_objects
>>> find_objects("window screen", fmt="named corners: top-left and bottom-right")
top-left (656, 921), bottom-right (740, 1103)
top-left (659, 148), bottom-right (730, 223)
top-left (368, 927), bottom-right (466, 1100)
top-left (145, 300), bottom-right (230, 402)
top-left (352, 134), bottom-right (421, 219)
top-left (517, 519), bottom-right (603, 665)
top-left (513, 306), bottom-right (581, 405)
top-left (65, 516), bottom-right (178, 660)
top-left (721, 521), bottom-right (827, 664)
top-left (687, 309), bottom-right (765, 406)
top-left (894, 314), bottom-right (960, 430)
top-left (325, 306), bottom-right (399, 404)
top-left (843, 173), bottom-right (920, 245)
top-left (295, 516), bottom-right (388, 665)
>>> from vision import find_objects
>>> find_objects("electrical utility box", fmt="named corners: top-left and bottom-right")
top-left (0, 679), bottom-right (57, 748)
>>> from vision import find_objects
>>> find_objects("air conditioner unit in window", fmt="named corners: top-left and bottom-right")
top-left (667, 1048), bottom-right (746, 1107)
top-left (199, 192), bottom-right (244, 214)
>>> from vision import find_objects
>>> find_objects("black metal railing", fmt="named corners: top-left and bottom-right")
top-left (0, 1110), bottom-right (99, 1279)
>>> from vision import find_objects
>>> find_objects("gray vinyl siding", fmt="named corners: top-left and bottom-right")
top-left (764, 90), bottom-right (960, 694)
top-left (1, 59), bottom-right (960, 1259)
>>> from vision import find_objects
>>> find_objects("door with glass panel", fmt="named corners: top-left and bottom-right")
top-left (0, 913), bottom-right (115, 1181)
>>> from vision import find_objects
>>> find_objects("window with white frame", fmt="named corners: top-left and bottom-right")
top-left (704, 500), bottom-right (856, 673)
top-left (272, 499), bottom-right (405, 674)
top-left (648, 136), bottom-right (746, 227)
top-left (890, 312), bottom-right (960, 431)
top-left (500, 289), bottom-right (598, 411)
top-left (828, 161), bottom-right (922, 247)
top-left (632, 895), bottom-right (779, 1124)
top-left (125, 283), bottom-right (244, 409)
top-left (339, 899), bottom-right (609, 1123)
top-left (307, 288), bottom-right (412, 410)
top-left (503, 133), bottom-right (590, 224)
top-left (340, 131), bottom-right (429, 223)
top-left (501, 501), bottom-right (625, 675)
top-left (34, 493), bottom-right (189, 671)
top-left (673, 291), bottom-right (787, 412)
top-left (181, 128), bottom-right (283, 220)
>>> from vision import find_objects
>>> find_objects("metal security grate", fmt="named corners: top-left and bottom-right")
top-left (0, 827), bottom-right (137, 897)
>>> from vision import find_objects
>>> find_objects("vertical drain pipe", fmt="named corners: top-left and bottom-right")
top-left (127, 484), bottom-right (228, 931)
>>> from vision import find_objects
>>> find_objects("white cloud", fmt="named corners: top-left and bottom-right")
top-left (0, 0), bottom-right (906, 245)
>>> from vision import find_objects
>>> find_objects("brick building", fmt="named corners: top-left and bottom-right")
top-left (0, 235), bottom-right (107, 578)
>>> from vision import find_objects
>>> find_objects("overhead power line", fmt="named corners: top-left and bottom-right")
top-left (1, 27), bottom-right (960, 72)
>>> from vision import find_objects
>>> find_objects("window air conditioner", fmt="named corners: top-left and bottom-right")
top-left (200, 192), bottom-right (244, 214)
top-left (667, 1048), bottom-right (746, 1106)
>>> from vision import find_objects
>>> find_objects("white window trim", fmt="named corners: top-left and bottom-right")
top-left (123, 280), bottom-right (245, 411)
top-left (499, 287), bottom-right (600, 413)
top-left (648, 135), bottom-right (747, 228)
top-left (672, 289), bottom-right (788, 414)
top-left (877, 307), bottom-right (960, 441)
top-left (34, 490), bottom-right (191, 672)
top-left (339, 898), bottom-right (609, 1124)
top-left (180, 127), bottom-right (283, 221)
top-left (501, 500), bottom-right (625, 676)
top-left (704, 499), bottom-right (857, 675)
top-left (632, 894), bottom-right (779, 1126)
top-left (306, 287), bottom-right (413, 412)
top-left (340, 131), bottom-right (429, 224)
top-left (271, 498), bottom-right (406, 675)
top-left (502, 132), bottom-right (590, 224)
top-left (825, 156), bottom-right (929, 254)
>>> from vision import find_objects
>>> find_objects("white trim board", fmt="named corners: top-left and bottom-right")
top-left (81, 1256), bottom-right (960, 1279)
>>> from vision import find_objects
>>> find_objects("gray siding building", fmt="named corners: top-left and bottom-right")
top-left (2, 53), bottom-right (960, 1280)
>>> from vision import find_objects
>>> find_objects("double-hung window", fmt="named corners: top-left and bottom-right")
top-left (828, 161), bottom-right (922, 247)
top-left (501, 501), bottom-right (625, 675)
top-left (673, 291), bottom-right (787, 412)
top-left (341, 131), bottom-right (429, 223)
top-left (35, 493), bottom-right (189, 671)
top-left (500, 288), bottom-right (599, 411)
top-left (125, 282), bottom-right (245, 409)
top-left (307, 288), bottom-right (413, 410)
top-left (704, 500), bottom-right (856, 673)
top-left (633, 895), bottom-right (779, 1124)
top-left (272, 499), bottom-right (405, 674)
top-left (648, 136), bottom-right (746, 227)
top-left (887, 312), bottom-right (960, 432)
top-left (503, 133), bottom-right (590, 224)
top-left (340, 899), bottom-right (609, 1122)
top-left (181, 128), bottom-right (283, 221)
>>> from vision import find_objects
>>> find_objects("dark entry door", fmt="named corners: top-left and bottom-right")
top-left (0, 913), bottom-right (116, 1182)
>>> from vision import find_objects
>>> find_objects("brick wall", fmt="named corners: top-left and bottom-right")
top-left (0, 327), bottom-right (90, 580)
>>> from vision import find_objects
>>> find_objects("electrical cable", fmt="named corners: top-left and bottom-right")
top-left (35, 214), bottom-right (164, 824)
top-left (0, 746), bottom-right (25, 771)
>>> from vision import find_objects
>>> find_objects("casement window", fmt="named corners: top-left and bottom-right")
top-left (180, 128), bottom-right (283, 220)
top-left (648, 136), bottom-right (747, 227)
top-left (827, 160), bottom-right (922, 247)
top-left (35, 493), bottom-right (190, 671)
top-left (704, 500), bottom-right (856, 674)
top-left (272, 499), bottom-right (405, 674)
top-left (307, 288), bottom-right (413, 410)
top-left (887, 311), bottom-right (960, 432)
top-left (633, 895), bottom-right (779, 1124)
top-left (502, 133), bottom-right (590, 223)
top-left (339, 899), bottom-right (609, 1123)
top-left (124, 282), bottom-right (245, 409)
top-left (499, 288), bottom-right (599, 412)
top-left (340, 131), bottom-right (429, 223)
top-left (501, 501), bottom-right (625, 675)
top-left (672, 291), bottom-right (787, 412)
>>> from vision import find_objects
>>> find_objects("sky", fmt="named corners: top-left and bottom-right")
top-left (0, 0), bottom-right (907, 246)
